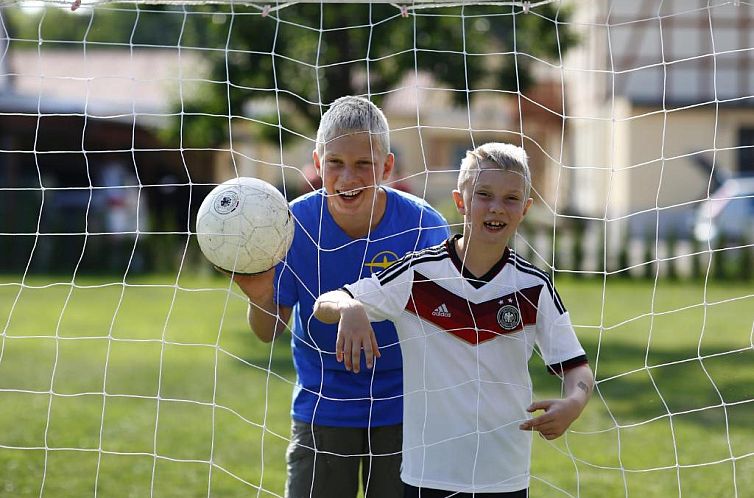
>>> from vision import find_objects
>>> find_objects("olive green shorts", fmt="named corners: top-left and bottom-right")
top-left (285, 419), bottom-right (403, 498)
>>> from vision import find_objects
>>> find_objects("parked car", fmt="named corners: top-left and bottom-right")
top-left (693, 177), bottom-right (754, 244)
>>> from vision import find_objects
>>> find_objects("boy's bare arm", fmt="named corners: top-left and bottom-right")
top-left (232, 270), bottom-right (292, 343)
top-left (519, 363), bottom-right (594, 440)
top-left (314, 291), bottom-right (380, 373)
top-left (312, 290), bottom-right (351, 324)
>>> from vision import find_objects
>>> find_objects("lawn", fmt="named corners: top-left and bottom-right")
top-left (0, 274), bottom-right (752, 497)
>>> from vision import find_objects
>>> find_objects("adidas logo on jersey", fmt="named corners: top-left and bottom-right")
top-left (431, 303), bottom-right (451, 318)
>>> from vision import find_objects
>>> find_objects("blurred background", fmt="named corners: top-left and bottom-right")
top-left (0, 1), bottom-right (752, 280)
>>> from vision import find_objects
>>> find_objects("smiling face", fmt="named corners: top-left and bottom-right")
top-left (453, 161), bottom-right (533, 250)
top-left (313, 131), bottom-right (394, 235)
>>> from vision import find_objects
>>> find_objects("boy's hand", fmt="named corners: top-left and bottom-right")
top-left (518, 397), bottom-right (582, 440)
top-left (336, 301), bottom-right (380, 373)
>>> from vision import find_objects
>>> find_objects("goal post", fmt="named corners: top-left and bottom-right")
top-left (1, 0), bottom-right (753, 496)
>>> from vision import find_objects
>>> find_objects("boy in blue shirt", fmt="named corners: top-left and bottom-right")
top-left (232, 96), bottom-right (449, 497)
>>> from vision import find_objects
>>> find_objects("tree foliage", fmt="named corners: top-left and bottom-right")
top-left (4, 2), bottom-right (577, 147)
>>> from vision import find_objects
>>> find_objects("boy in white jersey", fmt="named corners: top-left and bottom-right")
top-left (314, 142), bottom-right (594, 497)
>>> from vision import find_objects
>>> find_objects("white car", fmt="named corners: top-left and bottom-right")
top-left (693, 177), bottom-right (754, 244)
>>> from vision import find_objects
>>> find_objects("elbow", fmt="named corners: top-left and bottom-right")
top-left (313, 307), bottom-right (338, 325)
top-left (313, 291), bottom-right (351, 324)
top-left (255, 330), bottom-right (276, 343)
top-left (312, 299), bottom-right (335, 324)
top-left (249, 318), bottom-right (278, 343)
top-left (312, 300), bottom-right (323, 321)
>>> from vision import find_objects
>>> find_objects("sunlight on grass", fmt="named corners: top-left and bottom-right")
top-left (0, 275), bottom-right (752, 496)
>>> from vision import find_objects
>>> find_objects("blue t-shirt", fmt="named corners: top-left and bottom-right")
top-left (274, 187), bottom-right (449, 427)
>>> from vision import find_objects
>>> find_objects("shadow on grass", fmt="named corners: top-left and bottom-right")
top-left (532, 339), bottom-right (754, 430)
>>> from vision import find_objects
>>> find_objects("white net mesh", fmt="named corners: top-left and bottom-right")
top-left (1, 0), bottom-right (753, 496)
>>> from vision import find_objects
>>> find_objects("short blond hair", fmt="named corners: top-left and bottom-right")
top-left (316, 96), bottom-right (390, 157)
top-left (457, 142), bottom-right (531, 199)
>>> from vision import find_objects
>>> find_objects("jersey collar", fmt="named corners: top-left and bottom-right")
top-left (446, 234), bottom-right (511, 289)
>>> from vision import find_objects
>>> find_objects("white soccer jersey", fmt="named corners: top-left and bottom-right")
top-left (344, 236), bottom-right (587, 493)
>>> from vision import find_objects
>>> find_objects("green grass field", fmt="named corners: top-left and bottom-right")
top-left (0, 274), bottom-right (752, 497)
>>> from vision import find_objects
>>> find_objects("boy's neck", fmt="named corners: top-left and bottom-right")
top-left (454, 235), bottom-right (508, 277)
top-left (329, 187), bottom-right (387, 239)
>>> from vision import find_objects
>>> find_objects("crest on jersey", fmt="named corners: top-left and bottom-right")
top-left (364, 250), bottom-right (399, 274)
top-left (496, 304), bottom-right (521, 331)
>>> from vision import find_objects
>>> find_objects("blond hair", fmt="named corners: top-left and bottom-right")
top-left (315, 96), bottom-right (390, 157)
top-left (457, 142), bottom-right (531, 199)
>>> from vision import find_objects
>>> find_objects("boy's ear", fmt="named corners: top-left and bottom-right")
top-left (522, 197), bottom-right (533, 216)
top-left (381, 152), bottom-right (395, 181)
top-left (452, 189), bottom-right (465, 214)
top-left (312, 150), bottom-right (323, 176)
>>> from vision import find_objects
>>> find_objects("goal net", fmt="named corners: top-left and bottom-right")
top-left (1, 0), bottom-right (753, 496)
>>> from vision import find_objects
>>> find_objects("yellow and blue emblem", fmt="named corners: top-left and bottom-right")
top-left (364, 250), bottom-right (399, 274)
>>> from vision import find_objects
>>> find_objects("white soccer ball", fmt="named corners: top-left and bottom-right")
top-left (195, 177), bottom-right (294, 274)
